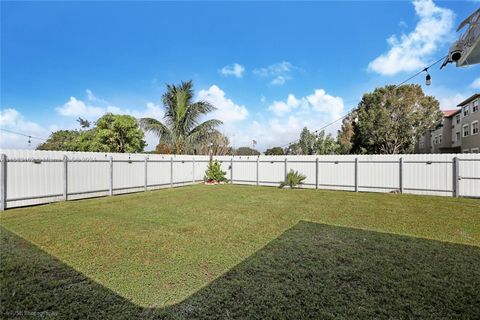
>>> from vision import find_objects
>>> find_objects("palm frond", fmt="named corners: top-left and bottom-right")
top-left (139, 118), bottom-right (172, 141)
top-left (183, 101), bottom-right (216, 132)
top-left (187, 119), bottom-right (223, 146)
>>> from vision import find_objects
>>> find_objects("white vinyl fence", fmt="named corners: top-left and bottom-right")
top-left (1, 150), bottom-right (479, 210)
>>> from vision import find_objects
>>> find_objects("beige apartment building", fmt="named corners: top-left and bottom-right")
top-left (416, 93), bottom-right (479, 154)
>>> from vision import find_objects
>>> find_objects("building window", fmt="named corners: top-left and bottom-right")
top-left (456, 131), bottom-right (460, 141)
top-left (471, 148), bottom-right (479, 153)
top-left (439, 134), bottom-right (442, 144)
top-left (463, 124), bottom-right (469, 137)
top-left (456, 114), bottom-right (460, 124)
top-left (472, 121), bottom-right (479, 135)
top-left (464, 105), bottom-right (470, 116)
top-left (473, 99), bottom-right (479, 113)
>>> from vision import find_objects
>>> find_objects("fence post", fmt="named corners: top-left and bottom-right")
top-left (192, 158), bottom-right (195, 184)
top-left (170, 157), bottom-right (174, 188)
top-left (0, 154), bottom-right (6, 211)
top-left (109, 156), bottom-right (113, 196)
top-left (399, 157), bottom-right (403, 194)
top-left (63, 155), bottom-right (68, 201)
top-left (284, 157), bottom-right (288, 179)
top-left (230, 157), bottom-right (233, 183)
top-left (256, 156), bottom-right (259, 186)
top-left (315, 158), bottom-right (319, 189)
top-left (354, 157), bottom-right (359, 192)
top-left (454, 157), bottom-right (460, 197)
top-left (144, 156), bottom-right (148, 192)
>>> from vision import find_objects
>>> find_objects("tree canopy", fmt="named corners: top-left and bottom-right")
top-left (286, 127), bottom-right (340, 155)
top-left (264, 147), bottom-right (285, 155)
top-left (235, 147), bottom-right (260, 156)
top-left (338, 85), bottom-right (442, 154)
top-left (37, 113), bottom-right (146, 153)
top-left (37, 130), bottom-right (80, 151)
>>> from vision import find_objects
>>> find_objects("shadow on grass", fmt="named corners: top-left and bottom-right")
top-left (1, 222), bottom-right (480, 319)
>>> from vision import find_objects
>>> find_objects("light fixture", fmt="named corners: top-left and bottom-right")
top-left (424, 68), bottom-right (431, 86)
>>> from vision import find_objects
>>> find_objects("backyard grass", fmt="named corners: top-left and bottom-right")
top-left (1, 184), bottom-right (479, 319)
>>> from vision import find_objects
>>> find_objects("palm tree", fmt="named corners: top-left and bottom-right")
top-left (140, 81), bottom-right (223, 154)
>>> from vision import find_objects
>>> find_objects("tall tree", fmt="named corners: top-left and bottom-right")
top-left (140, 81), bottom-right (222, 154)
top-left (298, 127), bottom-right (316, 155)
top-left (285, 143), bottom-right (302, 155)
top-left (315, 130), bottom-right (339, 155)
top-left (90, 113), bottom-right (146, 153)
top-left (352, 85), bottom-right (442, 154)
top-left (337, 113), bottom-right (356, 154)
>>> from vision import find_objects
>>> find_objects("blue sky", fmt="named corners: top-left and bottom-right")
top-left (1, 0), bottom-right (479, 151)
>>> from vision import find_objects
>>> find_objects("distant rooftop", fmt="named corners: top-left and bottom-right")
top-left (442, 109), bottom-right (461, 118)
top-left (457, 93), bottom-right (480, 107)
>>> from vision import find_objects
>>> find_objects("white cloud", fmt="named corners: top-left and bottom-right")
top-left (56, 97), bottom-right (105, 117)
top-left (268, 89), bottom-right (344, 120)
top-left (226, 88), bottom-right (345, 151)
top-left (197, 85), bottom-right (248, 122)
top-left (233, 111), bottom-right (345, 152)
top-left (271, 76), bottom-right (287, 86)
top-left (86, 89), bottom-right (96, 101)
top-left (0, 108), bottom-right (51, 149)
top-left (253, 61), bottom-right (296, 85)
top-left (438, 93), bottom-right (467, 110)
top-left (470, 77), bottom-right (480, 89)
top-left (219, 63), bottom-right (245, 78)
top-left (368, 0), bottom-right (454, 75)
top-left (56, 90), bottom-right (163, 121)
top-left (268, 94), bottom-right (300, 116)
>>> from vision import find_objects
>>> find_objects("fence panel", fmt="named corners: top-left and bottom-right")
top-left (287, 157), bottom-right (316, 188)
top-left (68, 160), bottom-right (110, 200)
top-left (317, 157), bottom-right (356, 191)
top-left (258, 160), bottom-right (284, 186)
top-left (358, 155), bottom-right (400, 193)
top-left (402, 154), bottom-right (454, 197)
top-left (458, 156), bottom-right (480, 197)
top-left (230, 157), bottom-right (257, 184)
top-left (7, 160), bottom-right (64, 207)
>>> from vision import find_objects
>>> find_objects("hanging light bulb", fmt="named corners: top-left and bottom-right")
top-left (425, 73), bottom-right (431, 86)
top-left (28, 135), bottom-right (31, 146)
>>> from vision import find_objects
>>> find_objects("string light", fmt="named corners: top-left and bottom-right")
top-left (424, 68), bottom-right (431, 86)
top-left (0, 128), bottom-right (47, 141)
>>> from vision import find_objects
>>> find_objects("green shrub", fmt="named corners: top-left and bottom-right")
top-left (279, 170), bottom-right (306, 189)
top-left (204, 160), bottom-right (228, 182)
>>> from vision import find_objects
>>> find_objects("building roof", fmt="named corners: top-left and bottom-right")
top-left (442, 109), bottom-right (461, 117)
top-left (457, 93), bottom-right (480, 107)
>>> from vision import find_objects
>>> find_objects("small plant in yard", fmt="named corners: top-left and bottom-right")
top-left (279, 170), bottom-right (306, 189)
top-left (204, 160), bottom-right (228, 184)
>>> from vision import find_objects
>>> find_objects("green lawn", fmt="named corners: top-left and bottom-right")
top-left (1, 184), bottom-right (479, 319)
